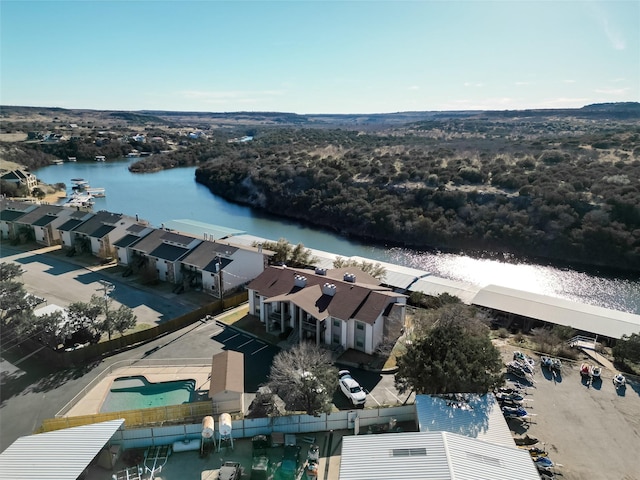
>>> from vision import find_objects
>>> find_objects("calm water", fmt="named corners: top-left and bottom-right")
top-left (100, 376), bottom-right (196, 413)
top-left (35, 160), bottom-right (640, 314)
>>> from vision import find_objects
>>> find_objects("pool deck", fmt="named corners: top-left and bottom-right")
top-left (65, 366), bottom-right (212, 417)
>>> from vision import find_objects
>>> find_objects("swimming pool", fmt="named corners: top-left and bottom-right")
top-left (100, 375), bottom-right (197, 413)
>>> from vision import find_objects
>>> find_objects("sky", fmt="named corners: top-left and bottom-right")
top-left (1, 0), bottom-right (638, 114)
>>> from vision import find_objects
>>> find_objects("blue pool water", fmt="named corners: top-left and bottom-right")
top-left (100, 375), bottom-right (196, 413)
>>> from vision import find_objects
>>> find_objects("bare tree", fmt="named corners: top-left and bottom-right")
top-left (266, 343), bottom-right (338, 415)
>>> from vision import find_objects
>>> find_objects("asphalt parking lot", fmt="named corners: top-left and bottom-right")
top-left (498, 346), bottom-right (640, 480)
top-left (0, 245), bottom-right (407, 452)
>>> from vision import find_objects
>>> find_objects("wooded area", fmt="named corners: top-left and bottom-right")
top-left (3, 103), bottom-right (639, 272)
top-left (191, 111), bottom-right (640, 271)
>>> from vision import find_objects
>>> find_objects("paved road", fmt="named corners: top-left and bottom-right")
top-left (0, 246), bottom-right (280, 452)
top-left (0, 245), bottom-right (404, 452)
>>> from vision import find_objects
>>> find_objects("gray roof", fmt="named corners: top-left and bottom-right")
top-left (0, 419), bottom-right (124, 480)
top-left (180, 240), bottom-right (239, 270)
top-left (164, 219), bottom-right (245, 240)
top-left (472, 284), bottom-right (640, 339)
top-left (149, 243), bottom-right (190, 262)
top-left (410, 275), bottom-right (481, 304)
top-left (113, 233), bottom-right (142, 248)
top-left (57, 218), bottom-right (85, 232)
top-left (14, 205), bottom-right (65, 225)
top-left (89, 223), bottom-right (116, 239)
top-left (31, 214), bottom-right (58, 227)
top-left (415, 394), bottom-right (515, 447)
top-left (0, 209), bottom-right (27, 221)
top-left (73, 211), bottom-right (122, 236)
top-left (339, 431), bottom-right (540, 480)
top-left (132, 228), bottom-right (198, 254)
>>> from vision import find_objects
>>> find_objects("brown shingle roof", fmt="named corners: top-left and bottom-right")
top-left (209, 350), bottom-right (244, 397)
top-left (249, 266), bottom-right (405, 325)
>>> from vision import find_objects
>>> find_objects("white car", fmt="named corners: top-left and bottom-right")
top-left (338, 370), bottom-right (367, 406)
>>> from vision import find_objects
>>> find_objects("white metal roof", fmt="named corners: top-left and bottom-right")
top-left (348, 256), bottom-right (431, 290)
top-left (164, 219), bottom-right (245, 240)
top-left (415, 394), bottom-right (515, 447)
top-left (0, 419), bottom-right (125, 480)
top-left (339, 431), bottom-right (540, 480)
top-left (472, 284), bottom-right (640, 339)
top-left (409, 275), bottom-right (481, 304)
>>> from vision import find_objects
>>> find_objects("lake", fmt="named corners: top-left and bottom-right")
top-left (34, 159), bottom-right (640, 314)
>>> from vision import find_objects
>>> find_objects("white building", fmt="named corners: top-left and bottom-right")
top-left (247, 266), bottom-right (407, 354)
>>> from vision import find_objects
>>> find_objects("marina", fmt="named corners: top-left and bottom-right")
top-left (62, 178), bottom-right (107, 209)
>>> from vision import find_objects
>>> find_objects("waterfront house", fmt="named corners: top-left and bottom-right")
top-left (63, 211), bottom-right (142, 259)
top-left (129, 228), bottom-right (202, 284)
top-left (1, 169), bottom-right (38, 192)
top-left (0, 199), bottom-right (38, 240)
top-left (57, 210), bottom-right (94, 248)
top-left (247, 266), bottom-right (407, 354)
top-left (179, 240), bottom-right (272, 298)
top-left (112, 222), bottom-right (154, 265)
top-left (12, 204), bottom-right (75, 246)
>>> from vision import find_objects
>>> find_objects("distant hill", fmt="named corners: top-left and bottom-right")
top-left (2, 102), bottom-right (638, 129)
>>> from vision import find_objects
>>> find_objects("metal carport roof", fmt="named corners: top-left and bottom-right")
top-left (415, 394), bottom-right (515, 447)
top-left (0, 419), bottom-right (124, 480)
top-left (409, 275), bottom-right (481, 304)
top-left (472, 284), bottom-right (640, 339)
top-left (339, 431), bottom-right (540, 480)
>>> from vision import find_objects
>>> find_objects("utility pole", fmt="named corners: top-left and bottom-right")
top-left (216, 256), bottom-right (224, 300)
top-left (98, 280), bottom-right (115, 340)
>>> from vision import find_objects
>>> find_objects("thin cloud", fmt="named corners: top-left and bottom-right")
top-left (590, 3), bottom-right (626, 50)
top-left (180, 90), bottom-right (284, 100)
top-left (536, 97), bottom-right (591, 108)
top-left (463, 82), bottom-right (484, 88)
top-left (594, 87), bottom-right (630, 95)
top-left (563, 79), bottom-right (577, 84)
top-left (408, 85), bottom-right (420, 91)
top-left (602, 18), bottom-right (626, 50)
top-left (515, 82), bottom-right (531, 86)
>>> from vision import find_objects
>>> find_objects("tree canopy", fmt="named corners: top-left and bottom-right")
top-left (395, 304), bottom-right (503, 395)
top-left (266, 342), bottom-right (338, 415)
top-left (612, 333), bottom-right (640, 366)
top-left (257, 238), bottom-right (318, 268)
top-left (332, 257), bottom-right (386, 280)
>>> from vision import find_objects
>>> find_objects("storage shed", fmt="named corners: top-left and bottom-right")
top-left (209, 350), bottom-right (245, 414)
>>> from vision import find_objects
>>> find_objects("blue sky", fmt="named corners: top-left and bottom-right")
top-left (1, 0), bottom-right (638, 114)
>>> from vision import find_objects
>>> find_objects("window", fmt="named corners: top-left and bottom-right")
top-left (333, 334), bottom-right (340, 344)
top-left (356, 340), bottom-right (364, 349)
top-left (356, 323), bottom-right (364, 331)
top-left (333, 319), bottom-right (340, 327)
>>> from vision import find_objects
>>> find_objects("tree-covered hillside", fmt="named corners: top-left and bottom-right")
top-left (193, 121), bottom-right (640, 271)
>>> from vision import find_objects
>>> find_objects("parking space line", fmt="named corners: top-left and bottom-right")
top-left (251, 344), bottom-right (269, 355)
top-left (368, 392), bottom-right (381, 406)
top-left (238, 338), bottom-right (254, 349)
top-left (224, 333), bottom-right (240, 342)
top-left (385, 387), bottom-right (401, 403)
